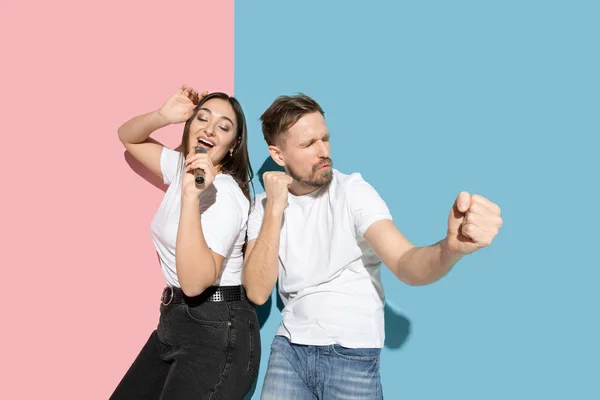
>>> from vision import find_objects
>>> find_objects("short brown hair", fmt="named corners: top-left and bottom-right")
top-left (260, 93), bottom-right (325, 146)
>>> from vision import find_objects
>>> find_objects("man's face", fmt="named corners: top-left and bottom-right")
top-left (272, 112), bottom-right (333, 188)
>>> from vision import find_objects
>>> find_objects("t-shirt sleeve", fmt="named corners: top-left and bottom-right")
top-left (247, 194), bottom-right (266, 242)
top-left (160, 146), bottom-right (181, 185)
top-left (200, 180), bottom-right (249, 258)
top-left (346, 173), bottom-right (393, 237)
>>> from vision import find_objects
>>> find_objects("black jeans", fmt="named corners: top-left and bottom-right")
top-left (110, 288), bottom-right (261, 399)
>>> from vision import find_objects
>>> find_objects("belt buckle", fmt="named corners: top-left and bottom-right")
top-left (161, 286), bottom-right (174, 306)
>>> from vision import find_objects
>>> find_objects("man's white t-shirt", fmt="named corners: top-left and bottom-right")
top-left (247, 169), bottom-right (393, 348)
top-left (150, 146), bottom-right (249, 287)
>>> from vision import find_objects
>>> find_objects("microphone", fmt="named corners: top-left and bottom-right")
top-left (193, 146), bottom-right (206, 185)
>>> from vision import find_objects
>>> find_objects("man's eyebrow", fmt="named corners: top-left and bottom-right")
top-left (299, 132), bottom-right (329, 146)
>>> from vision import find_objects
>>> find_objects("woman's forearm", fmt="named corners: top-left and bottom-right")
top-left (175, 197), bottom-right (219, 296)
top-left (118, 110), bottom-right (169, 144)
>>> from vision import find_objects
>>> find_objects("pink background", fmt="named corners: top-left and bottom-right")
top-left (0, 1), bottom-right (233, 398)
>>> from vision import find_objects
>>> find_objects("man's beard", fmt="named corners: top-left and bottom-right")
top-left (287, 159), bottom-right (333, 188)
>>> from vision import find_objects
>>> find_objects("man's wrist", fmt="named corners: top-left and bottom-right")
top-left (440, 236), bottom-right (463, 266)
top-left (265, 201), bottom-right (285, 218)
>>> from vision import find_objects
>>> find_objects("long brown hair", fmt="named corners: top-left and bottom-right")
top-left (179, 92), bottom-right (254, 201)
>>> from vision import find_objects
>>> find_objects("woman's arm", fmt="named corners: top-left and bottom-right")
top-left (117, 85), bottom-right (201, 180)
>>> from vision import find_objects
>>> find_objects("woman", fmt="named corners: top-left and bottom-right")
top-left (110, 85), bottom-right (260, 399)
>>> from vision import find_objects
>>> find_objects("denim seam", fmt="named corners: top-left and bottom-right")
top-left (331, 346), bottom-right (380, 362)
top-left (208, 308), bottom-right (234, 399)
top-left (245, 320), bottom-right (259, 379)
top-left (229, 302), bottom-right (255, 311)
top-left (276, 342), bottom-right (318, 394)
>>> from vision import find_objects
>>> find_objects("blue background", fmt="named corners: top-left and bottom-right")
top-left (235, 1), bottom-right (599, 398)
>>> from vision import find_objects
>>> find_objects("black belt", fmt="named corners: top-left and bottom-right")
top-left (161, 285), bottom-right (247, 306)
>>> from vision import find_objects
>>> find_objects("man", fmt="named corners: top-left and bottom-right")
top-left (242, 94), bottom-right (503, 399)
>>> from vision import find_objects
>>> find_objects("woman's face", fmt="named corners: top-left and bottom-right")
top-left (187, 98), bottom-right (238, 167)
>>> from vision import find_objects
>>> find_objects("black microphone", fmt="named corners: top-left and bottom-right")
top-left (194, 146), bottom-right (206, 185)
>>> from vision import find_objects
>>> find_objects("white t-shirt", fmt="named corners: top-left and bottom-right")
top-left (247, 169), bottom-right (393, 348)
top-left (150, 146), bottom-right (249, 287)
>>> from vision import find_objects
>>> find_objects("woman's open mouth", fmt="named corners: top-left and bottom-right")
top-left (196, 137), bottom-right (215, 150)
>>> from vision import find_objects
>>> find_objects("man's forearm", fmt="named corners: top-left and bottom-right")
top-left (243, 207), bottom-right (283, 305)
top-left (395, 237), bottom-right (463, 286)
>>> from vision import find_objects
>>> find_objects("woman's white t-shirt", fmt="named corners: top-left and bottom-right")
top-left (150, 146), bottom-right (249, 287)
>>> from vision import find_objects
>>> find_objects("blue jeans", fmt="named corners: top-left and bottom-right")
top-left (260, 336), bottom-right (383, 399)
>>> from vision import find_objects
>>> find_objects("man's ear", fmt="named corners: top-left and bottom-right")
top-left (268, 145), bottom-right (285, 167)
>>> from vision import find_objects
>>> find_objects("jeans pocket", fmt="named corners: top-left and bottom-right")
top-left (184, 304), bottom-right (231, 328)
top-left (246, 320), bottom-right (261, 378)
top-left (332, 345), bottom-right (381, 362)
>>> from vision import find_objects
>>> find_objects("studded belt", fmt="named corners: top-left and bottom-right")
top-left (161, 285), bottom-right (248, 306)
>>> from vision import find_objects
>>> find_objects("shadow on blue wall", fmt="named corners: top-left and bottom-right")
top-left (256, 156), bottom-right (286, 188)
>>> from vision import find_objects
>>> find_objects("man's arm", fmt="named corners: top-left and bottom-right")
top-left (242, 172), bottom-right (293, 305)
top-left (365, 192), bottom-right (502, 286)
top-left (242, 209), bottom-right (284, 305)
top-left (364, 220), bottom-right (462, 286)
